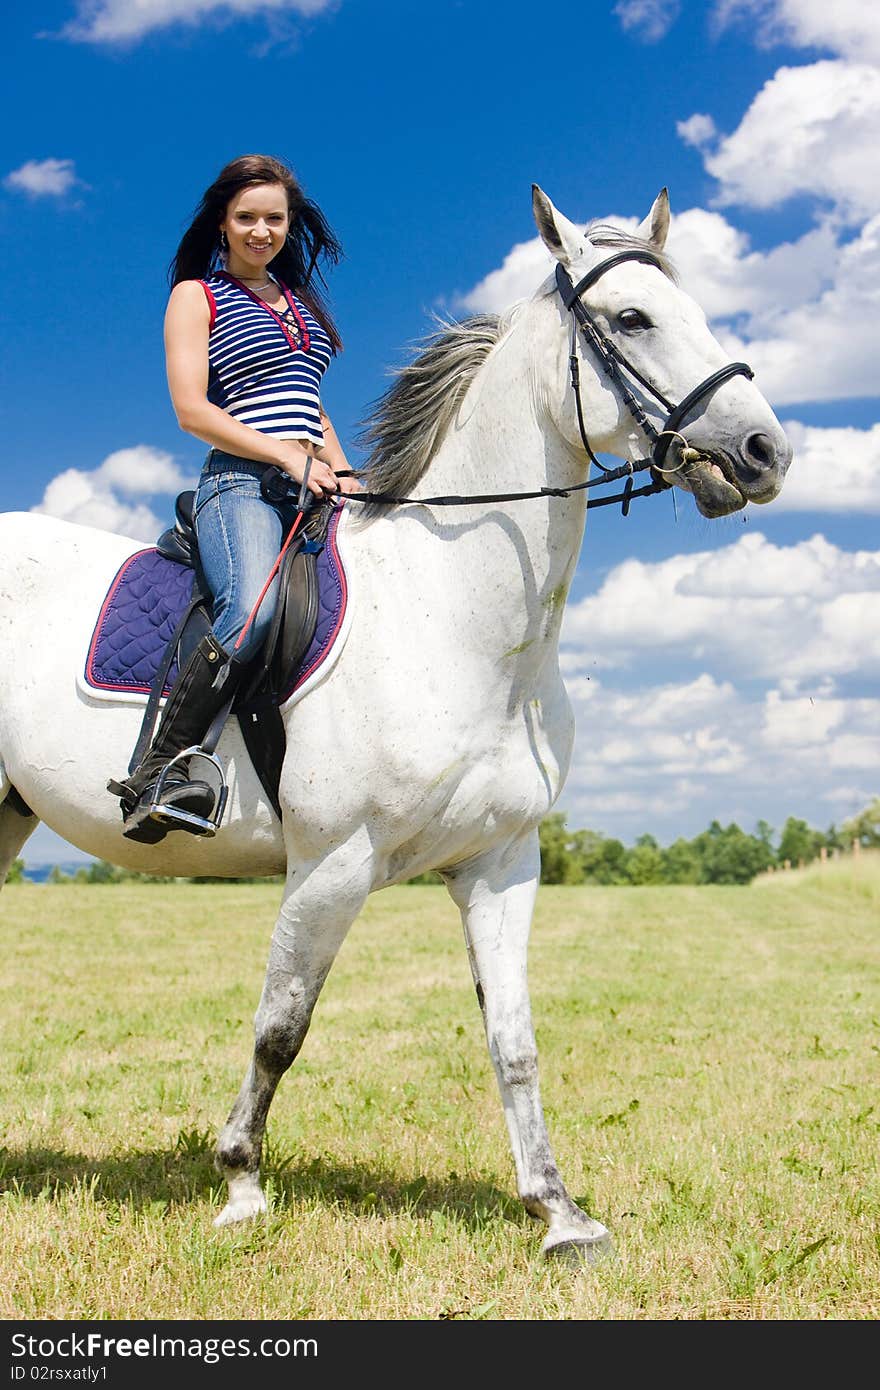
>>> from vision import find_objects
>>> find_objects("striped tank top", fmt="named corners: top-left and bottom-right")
top-left (199, 271), bottom-right (333, 448)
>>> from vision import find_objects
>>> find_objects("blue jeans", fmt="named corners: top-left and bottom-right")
top-left (193, 450), bottom-right (298, 665)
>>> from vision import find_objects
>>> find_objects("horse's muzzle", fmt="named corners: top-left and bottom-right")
top-left (731, 429), bottom-right (793, 503)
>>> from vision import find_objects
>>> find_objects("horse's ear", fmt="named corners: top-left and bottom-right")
top-left (636, 188), bottom-right (670, 250)
top-left (531, 184), bottom-right (586, 263)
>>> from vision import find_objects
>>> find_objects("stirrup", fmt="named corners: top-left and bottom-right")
top-left (141, 746), bottom-right (228, 837)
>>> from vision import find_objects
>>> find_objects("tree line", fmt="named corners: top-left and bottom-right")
top-left (8, 796), bottom-right (878, 888)
top-left (536, 797), bottom-right (879, 886)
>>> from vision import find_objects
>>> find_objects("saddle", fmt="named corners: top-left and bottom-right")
top-left (144, 481), bottom-right (334, 820)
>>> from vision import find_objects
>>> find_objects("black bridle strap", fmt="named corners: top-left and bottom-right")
top-left (327, 458), bottom-right (669, 518)
top-left (559, 249), bottom-right (666, 304)
top-left (556, 258), bottom-right (755, 471)
top-left (564, 300), bottom-right (667, 467)
top-left (332, 452), bottom-right (659, 506)
top-left (653, 360), bottom-right (754, 465)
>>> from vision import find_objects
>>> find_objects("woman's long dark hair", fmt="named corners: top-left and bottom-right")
top-left (168, 154), bottom-right (343, 351)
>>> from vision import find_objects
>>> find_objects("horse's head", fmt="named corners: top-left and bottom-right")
top-left (531, 186), bottom-right (792, 518)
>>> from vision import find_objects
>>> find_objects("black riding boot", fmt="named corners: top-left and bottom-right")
top-left (109, 632), bottom-right (235, 843)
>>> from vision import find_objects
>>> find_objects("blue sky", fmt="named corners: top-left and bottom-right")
top-left (3, 0), bottom-right (878, 864)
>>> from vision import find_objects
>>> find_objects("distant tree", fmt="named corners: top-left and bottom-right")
top-left (579, 830), bottom-right (628, 884)
top-left (187, 874), bottom-right (284, 885)
top-left (7, 857), bottom-right (26, 884)
top-left (841, 797), bottom-right (880, 850)
top-left (84, 859), bottom-right (127, 883)
top-left (755, 819), bottom-right (775, 851)
top-left (46, 865), bottom-right (72, 884)
top-left (776, 816), bottom-right (826, 867)
top-left (691, 820), bottom-right (774, 885)
top-left (661, 837), bottom-right (702, 884)
top-left (824, 822), bottom-right (845, 853)
top-left (538, 813), bottom-right (585, 884)
top-left (624, 834), bottom-right (666, 885)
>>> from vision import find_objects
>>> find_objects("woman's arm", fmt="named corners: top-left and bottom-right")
top-left (314, 407), bottom-right (362, 494)
top-left (163, 282), bottom-right (340, 497)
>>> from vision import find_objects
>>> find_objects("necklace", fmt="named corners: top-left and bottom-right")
top-left (238, 278), bottom-right (272, 291)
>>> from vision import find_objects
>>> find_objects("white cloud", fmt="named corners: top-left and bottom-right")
top-left (714, 0), bottom-right (880, 65)
top-left (660, 207), bottom-right (880, 405)
top-left (4, 158), bottom-right (78, 197)
top-left (614, 0), bottom-right (681, 42)
top-left (666, 206), bottom-right (838, 320)
top-left (556, 665), bottom-right (880, 842)
top-left (31, 446), bottom-right (192, 541)
top-left (693, 61), bottom-right (880, 221)
top-left (458, 235), bottom-right (558, 316)
top-left (562, 531), bottom-right (880, 681)
top-left (462, 203), bottom-right (839, 321)
top-left (714, 212), bottom-right (880, 403)
top-left (95, 446), bottom-right (189, 496)
top-left (677, 113), bottom-right (718, 150)
top-left (770, 421), bottom-right (880, 511)
top-left (59, 0), bottom-right (336, 44)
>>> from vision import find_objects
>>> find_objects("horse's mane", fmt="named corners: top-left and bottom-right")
top-left (356, 225), bottom-right (674, 509)
top-left (355, 310), bottom-right (518, 513)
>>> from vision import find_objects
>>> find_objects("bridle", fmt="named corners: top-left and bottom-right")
top-left (326, 247), bottom-right (757, 516)
top-left (553, 249), bottom-right (754, 512)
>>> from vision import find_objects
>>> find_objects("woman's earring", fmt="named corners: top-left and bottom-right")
top-left (220, 230), bottom-right (228, 252)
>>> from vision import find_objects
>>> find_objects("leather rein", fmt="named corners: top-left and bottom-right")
top-left (338, 248), bottom-right (756, 517)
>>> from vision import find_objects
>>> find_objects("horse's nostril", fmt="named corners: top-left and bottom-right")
top-left (743, 431), bottom-right (777, 470)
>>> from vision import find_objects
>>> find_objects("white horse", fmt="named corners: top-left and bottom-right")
top-left (0, 188), bottom-right (791, 1260)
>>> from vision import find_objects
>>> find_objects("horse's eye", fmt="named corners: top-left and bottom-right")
top-left (618, 309), bottom-right (650, 331)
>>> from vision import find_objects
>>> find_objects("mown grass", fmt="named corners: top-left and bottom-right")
top-left (1, 854), bottom-right (878, 1320)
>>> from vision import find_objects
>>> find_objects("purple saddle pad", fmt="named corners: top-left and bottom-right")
top-left (85, 505), bottom-right (348, 704)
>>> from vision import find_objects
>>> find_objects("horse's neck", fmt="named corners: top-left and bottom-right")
top-left (449, 305), bottom-right (582, 543)
top-left (384, 305), bottom-right (587, 671)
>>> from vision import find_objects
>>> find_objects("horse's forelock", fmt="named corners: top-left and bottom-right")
top-left (586, 223), bottom-right (678, 282)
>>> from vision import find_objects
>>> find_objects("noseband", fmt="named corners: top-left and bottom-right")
top-left (555, 251), bottom-right (754, 491)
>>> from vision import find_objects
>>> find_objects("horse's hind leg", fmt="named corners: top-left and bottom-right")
top-left (444, 833), bottom-right (612, 1262)
top-left (214, 846), bottom-right (371, 1227)
top-left (0, 780), bottom-right (39, 889)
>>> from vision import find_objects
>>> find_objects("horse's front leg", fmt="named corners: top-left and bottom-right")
top-left (214, 847), bottom-right (371, 1227)
top-left (445, 833), bottom-right (611, 1262)
top-left (0, 786), bottom-right (39, 890)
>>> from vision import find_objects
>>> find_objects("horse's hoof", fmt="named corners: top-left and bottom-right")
top-left (213, 1171), bottom-right (268, 1228)
top-left (543, 1233), bottom-right (615, 1267)
top-left (213, 1192), bottom-right (267, 1228)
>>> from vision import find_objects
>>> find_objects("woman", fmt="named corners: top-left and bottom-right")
top-left (112, 154), bottom-right (359, 842)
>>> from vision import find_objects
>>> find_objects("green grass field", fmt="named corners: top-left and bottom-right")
top-left (1, 853), bottom-right (878, 1320)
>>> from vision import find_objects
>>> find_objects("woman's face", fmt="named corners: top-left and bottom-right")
top-left (220, 182), bottom-right (290, 277)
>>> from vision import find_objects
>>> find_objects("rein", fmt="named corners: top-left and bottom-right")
top-left (332, 248), bottom-right (756, 518)
top-left (333, 458), bottom-right (666, 515)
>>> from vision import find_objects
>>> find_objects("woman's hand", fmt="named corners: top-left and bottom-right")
top-left (274, 439), bottom-right (340, 497)
top-left (336, 471), bottom-right (364, 496)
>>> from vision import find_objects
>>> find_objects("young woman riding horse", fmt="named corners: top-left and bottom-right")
top-left (111, 154), bottom-right (361, 842)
